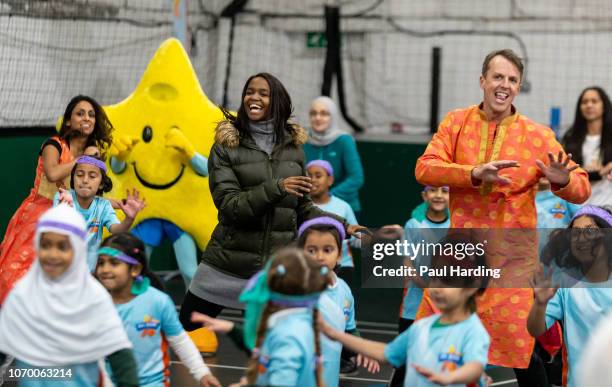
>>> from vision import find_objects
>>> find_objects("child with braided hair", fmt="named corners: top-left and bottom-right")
top-left (192, 248), bottom-right (330, 386)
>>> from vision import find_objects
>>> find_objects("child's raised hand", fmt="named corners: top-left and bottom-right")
top-left (200, 374), bottom-right (222, 387)
top-left (117, 189), bottom-right (146, 219)
top-left (356, 354), bottom-right (381, 373)
top-left (413, 364), bottom-right (455, 385)
top-left (347, 224), bottom-right (371, 239)
top-left (373, 224), bottom-right (404, 241)
top-left (191, 312), bottom-right (235, 334)
top-left (58, 188), bottom-right (74, 207)
top-left (529, 264), bottom-right (559, 306)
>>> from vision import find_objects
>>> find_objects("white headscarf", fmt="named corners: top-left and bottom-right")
top-left (0, 204), bottom-right (132, 366)
top-left (308, 96), bottom-right (346, 146)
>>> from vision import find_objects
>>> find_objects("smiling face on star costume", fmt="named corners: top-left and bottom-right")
top-left (103, 38), bottom-right (222, 250)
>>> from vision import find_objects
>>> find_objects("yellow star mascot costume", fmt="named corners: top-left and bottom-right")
top-left (103, 38), bottom-right (220, 353)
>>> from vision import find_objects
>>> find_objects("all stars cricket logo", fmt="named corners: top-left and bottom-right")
top-left (136, 315), bottom-right (161, 337)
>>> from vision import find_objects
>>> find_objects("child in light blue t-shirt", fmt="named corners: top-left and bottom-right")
top-left (536, 178), bottom-right (581, 229)
top-left (320, 234), bottom-right (491, 387)
top-left (53, 155), bottom-right (144, 271)
top-left (297, 216), bottom-right (380, 387)
top-left (307, 160), bottom-right (359, 287)
top-left (536, 177), bottom-right (581, 259)
top-left (190, 249), bottom-right (333, 387)
top-left (400, 186), bottom-right (450, 329)
top-left (95, 233), bottom-right (220, 387)
top-left (528, 205), bottom-right (612, 387)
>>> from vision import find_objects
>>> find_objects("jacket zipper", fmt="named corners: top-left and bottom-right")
top-left (261, 152), bottom-right (275, 262)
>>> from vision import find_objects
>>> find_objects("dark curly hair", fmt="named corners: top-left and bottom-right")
top-left (58, 95), bottom-right (113, 157)
top-left (541, 206), bottom-right (612, 273)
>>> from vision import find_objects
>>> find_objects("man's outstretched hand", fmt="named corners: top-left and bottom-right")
top-left (471, 160), bottom-right (520, 185)
top-left (535, 151), bottom-right (579, 187)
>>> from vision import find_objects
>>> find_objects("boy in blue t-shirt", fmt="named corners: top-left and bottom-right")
top-left (536, 177), bottom-right (581, 254)
top-left (400, 186), bottom-right (450, 330)
top-left (536, 178), bottom-right (581, 229)
top-left (391, 185), bottom-right (449, 387)
top-left (53, 156), bottom-right (145, 271)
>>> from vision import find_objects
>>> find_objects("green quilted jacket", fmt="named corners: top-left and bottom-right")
top-left (201, 120), bottom-right (348, 278)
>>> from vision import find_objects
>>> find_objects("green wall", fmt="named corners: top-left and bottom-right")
top-left (356, 141), bottom-right (427, 227)
top-left (0, 136), bottom-right (427, 237)
top-left (0, 135), bottom-right (48, 236)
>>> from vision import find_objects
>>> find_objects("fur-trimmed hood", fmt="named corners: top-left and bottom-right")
top-left (215, 120), bottom-right (308, 148)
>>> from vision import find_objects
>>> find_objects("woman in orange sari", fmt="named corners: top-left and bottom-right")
top-left (0, 95), bottom-right (112, 303)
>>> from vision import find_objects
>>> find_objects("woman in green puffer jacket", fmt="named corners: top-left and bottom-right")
top-left (179, 73), bottom-right (364, 329)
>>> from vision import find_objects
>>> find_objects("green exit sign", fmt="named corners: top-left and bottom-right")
top-left (306, 32), bottom-right (327, 48)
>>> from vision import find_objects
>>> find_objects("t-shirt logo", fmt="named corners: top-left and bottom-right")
top-left (550, 203), bottom-right (566, 219)
top-left (343, 299), bottom-right (351, 321)
top-left (257, 355), bottom-right (269, 374)
top-left (439, 345), bottom-right (462, 372)
top-left (136, 315), bottom-right (161, 337)
top-left (89, 219), bottom-right (100, 234)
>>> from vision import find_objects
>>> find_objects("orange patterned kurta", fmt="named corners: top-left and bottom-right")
top-left (0, 136), bottom-right (73, 303)
top-left (414, 104), bottom-right (591, 368)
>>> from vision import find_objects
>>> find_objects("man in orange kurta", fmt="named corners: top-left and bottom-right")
top-left (414, 49), bottom-right (591, 380)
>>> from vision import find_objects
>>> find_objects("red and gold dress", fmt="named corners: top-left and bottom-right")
top-left (414, 104), bottom-right (590, 368)
top-left (0, 136), bottom-right (73, 303)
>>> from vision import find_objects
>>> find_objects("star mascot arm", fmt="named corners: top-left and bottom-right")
top-left (165, 128), bottom-right (208, 177)
top-left (109, 135), bottom-right (140, 174)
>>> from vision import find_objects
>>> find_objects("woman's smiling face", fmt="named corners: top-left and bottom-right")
top-left (243, 77), bottom-right (270, 122)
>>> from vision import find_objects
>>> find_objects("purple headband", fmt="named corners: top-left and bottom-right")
top-left (38, 220), bottom-right (87, 240)
top-left (269, 291), bottom-right (321, 308)
top-left (97, 247), bottom-right (140, 265)
top-left (306, 160), bottom-right (334, 177)
top-left (76, 155), bottom-right (107, 173)
top-left (424, 185), bottom-right (449, 192)
top-left (298, 216), bottom-right (346, 241)
top-left (572, 205), bottom-right (612, 227)
top-left (97, 246), bottom-right (143, 280)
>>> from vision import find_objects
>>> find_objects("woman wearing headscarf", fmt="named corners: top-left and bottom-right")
top-left (304, 96), bottom-right (365, 218)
